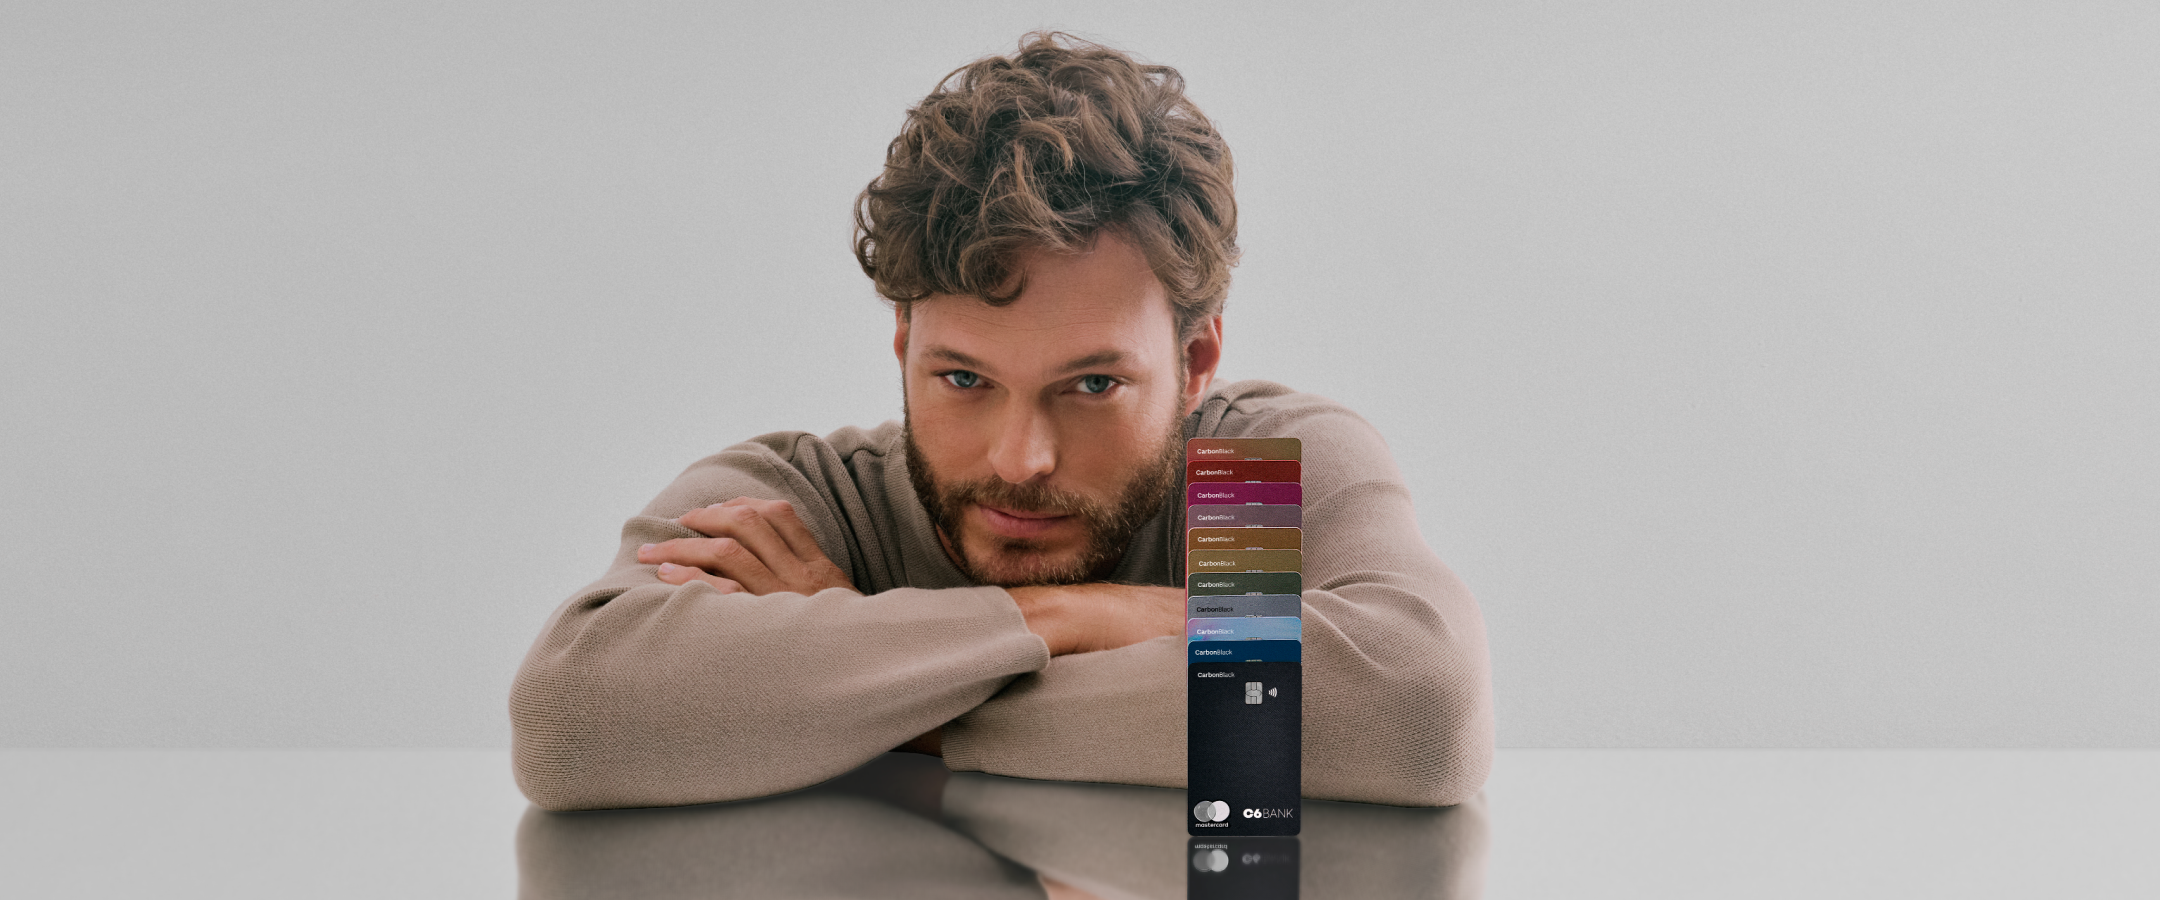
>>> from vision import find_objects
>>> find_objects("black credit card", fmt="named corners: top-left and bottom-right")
top-left (1187, 660), bottom-right (1301, 836)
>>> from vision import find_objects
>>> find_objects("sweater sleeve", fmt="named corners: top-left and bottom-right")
top-left (938, 393), bottom-right (1495, 807)
top-left (508, 433), bottom-right (1051, 811)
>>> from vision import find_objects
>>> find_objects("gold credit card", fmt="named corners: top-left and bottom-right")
top-left (1186, 549), bottom-right (1302, 573)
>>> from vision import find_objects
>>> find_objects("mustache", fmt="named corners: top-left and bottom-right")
top-left (935, 477), bottom-right (1107, 519)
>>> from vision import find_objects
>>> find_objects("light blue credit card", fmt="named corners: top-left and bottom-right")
top-left (1186, 616), bottom-right (1303, 642)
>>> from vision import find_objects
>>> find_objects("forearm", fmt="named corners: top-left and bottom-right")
top-left (884, 581), bottom-right (1184, 761)
top-left (941, 636), bottom-right (1187, 788)
top-left (939, 576), bottom-right (1492, 806)
top-left (510, 577), bottom-right (1049, 811)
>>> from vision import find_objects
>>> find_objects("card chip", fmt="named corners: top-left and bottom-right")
top-left (1245, 682), bottom-right (1264, 704)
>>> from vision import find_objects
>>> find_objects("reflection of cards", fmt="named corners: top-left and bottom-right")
top-left (1188, 837), bottom-right (1299, 900)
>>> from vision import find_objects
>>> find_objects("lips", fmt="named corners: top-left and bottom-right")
top-left (976, 503), bottom-right (1074, 539)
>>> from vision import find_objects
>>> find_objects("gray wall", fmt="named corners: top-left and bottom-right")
top-left (4, 2), bottom-right (2153, 748)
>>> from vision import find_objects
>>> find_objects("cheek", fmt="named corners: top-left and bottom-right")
top-left (1056, 411), bottom-right (1160, 476)
top-left (908, 396), bottom-right (987, 462)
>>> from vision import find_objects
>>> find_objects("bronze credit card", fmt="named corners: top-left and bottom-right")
top-left (1185, 437), bottom-right (1302, 461)
top-left (1186, 527), bottom-right (1301, 552)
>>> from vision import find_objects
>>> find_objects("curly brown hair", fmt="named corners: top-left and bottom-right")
top-left (854, 32), bottom-right (1239, 343)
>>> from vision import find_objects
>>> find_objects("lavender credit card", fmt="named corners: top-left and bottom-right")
top-left (1186, 504), bottom-right (1302, 529)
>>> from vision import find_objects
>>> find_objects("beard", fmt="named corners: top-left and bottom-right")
top-left (904, 408), bottom-right (1185, 588)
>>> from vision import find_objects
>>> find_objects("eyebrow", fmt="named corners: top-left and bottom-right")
top-left (923, 346), bottom-right (1131, 375)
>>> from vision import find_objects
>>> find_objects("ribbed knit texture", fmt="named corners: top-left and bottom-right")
top-left (510, 380), bottom-right (1493, 810)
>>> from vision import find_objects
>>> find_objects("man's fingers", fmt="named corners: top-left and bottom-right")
top-left (639, 537), bottom-right (780, 593)
top-left (694, 499), bottom-right (828, 565)
top-left (655, 562), bottom-right (744, 594)
top-left (662, 499), bottom-right (856, 594)
top-left (679, 503), bottom-right (811, 583)
top-left (739, 499), bottom-right (829, 564)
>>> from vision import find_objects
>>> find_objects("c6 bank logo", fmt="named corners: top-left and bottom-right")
top-left (1242, 807), bottom-right (1296, 819)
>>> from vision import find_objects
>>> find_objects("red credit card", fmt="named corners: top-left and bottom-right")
top-left (1186, 459), bottom-right (1301, 483)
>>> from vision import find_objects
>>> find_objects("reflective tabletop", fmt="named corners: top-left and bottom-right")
top-left (4, 749), bottom-right (2155, 898)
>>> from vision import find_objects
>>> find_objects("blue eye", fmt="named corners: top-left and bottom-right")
top-left (1078, 374), bottom-right (1115, 394)
top-left (942, 371), bottom-right (981, 389)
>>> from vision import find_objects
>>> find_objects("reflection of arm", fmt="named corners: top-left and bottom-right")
top-left (940, 391), bottom-right (1495, 807)
top-left (518, 758), bottom-right (1049, 899)
top-left (510, 433), bottom-right (1051, 811)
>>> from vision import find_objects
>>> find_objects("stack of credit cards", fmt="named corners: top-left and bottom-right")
top-left (1186, 438), bottom-right (1302, 836)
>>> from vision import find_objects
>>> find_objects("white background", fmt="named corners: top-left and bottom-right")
top-left (4, 2), bottom-right (2154, 748)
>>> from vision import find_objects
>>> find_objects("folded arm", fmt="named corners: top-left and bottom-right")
top-left (510, 548), bottom-right (1050, 810)
top-left (509, 436), bottom-right (1056, 811)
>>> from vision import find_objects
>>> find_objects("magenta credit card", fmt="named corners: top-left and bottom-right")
top-left (1186, 482), bottom-right (1301, 506)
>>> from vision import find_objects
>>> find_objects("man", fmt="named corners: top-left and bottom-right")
top-left (510, 32), bottom-right (1492, 812)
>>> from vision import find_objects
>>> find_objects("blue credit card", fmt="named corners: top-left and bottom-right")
top-left (1187, 595), bottom-right (1302, 618)
top-left (1187, 617), bottom-right (1302, 641)
top-left (1187, 640), bottom-right (1301, 664)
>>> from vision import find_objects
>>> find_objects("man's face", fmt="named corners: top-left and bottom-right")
top-left (896, 232), bottom-right (1219, 587)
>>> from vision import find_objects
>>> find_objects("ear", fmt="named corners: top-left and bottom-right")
top-left (892, 305), bottom-right (909, 368)
top-left (1180, 315), bottom-right (1224, 417)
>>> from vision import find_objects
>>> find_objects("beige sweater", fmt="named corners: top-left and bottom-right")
top-left (510, 380), bottom-right (1493, 811)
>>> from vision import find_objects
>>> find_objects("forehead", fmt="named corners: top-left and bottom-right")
top-left (908, 234), bottom-right (1177, 365)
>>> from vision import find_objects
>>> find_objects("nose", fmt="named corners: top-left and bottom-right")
top-left (987, 400), bottom-right (1057, 485)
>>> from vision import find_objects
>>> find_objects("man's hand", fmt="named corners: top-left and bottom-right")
top-left (638, 498), bottom-right (858, 595)
top-left (1007, 583), bottom-right (1186, 656)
